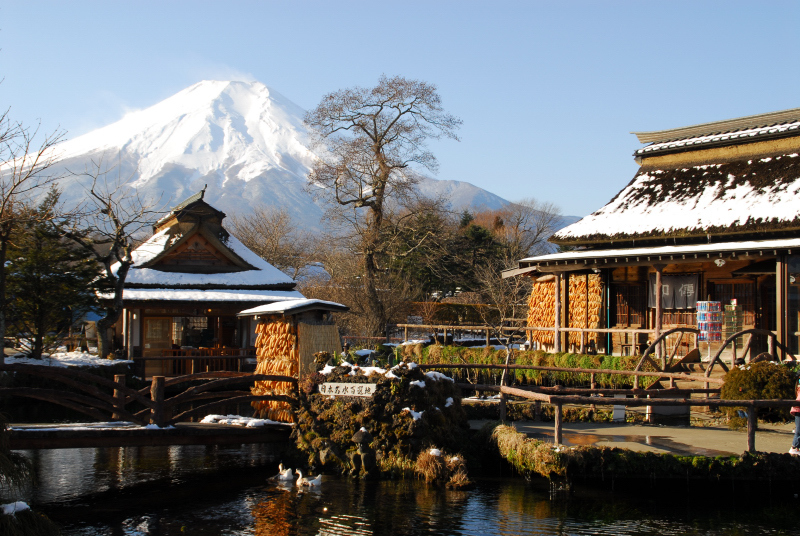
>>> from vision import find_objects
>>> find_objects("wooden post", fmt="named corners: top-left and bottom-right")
top-left (112, 374), bottom-right (126, 420)
top-left (747, 405), bottom-right (757, 453)
top-left (499, 393), bottom-right (507, 422)
top-left (554, 274), bottom-right (562, 352)
top-left (590, 372), bottom-right (596, 411)
top-left (150, 376), bottom-right (165, 428)
top-left (485, 328), bottom-right (490, 347)
top-left (404, 326), bottom-right (408, 342)
top-left (563, 273), bottom-right (570, 352)
top-left (554, 402), bottom-right (563, 445)
top-left (776, 255), bottom-right (787, 361)
top-left (768, 335), bottom-right (776, 361)
top-left (580, 331), bottom-right (586, 355)
top-left (534, 400), bottom-right (542, 421)
top-left (654, 265), bottom-right (664, 368)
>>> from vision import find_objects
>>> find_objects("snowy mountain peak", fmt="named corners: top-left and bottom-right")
top-left (59, 80), bottom-right (314, 188)
top-left (51, 80), bottom-right (509, 230)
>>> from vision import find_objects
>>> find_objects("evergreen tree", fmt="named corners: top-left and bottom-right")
top-left (6, 190), bottom-right (99, 359)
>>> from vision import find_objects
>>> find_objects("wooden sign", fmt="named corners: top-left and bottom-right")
top-left (318, 383), bottom-right (376, 397)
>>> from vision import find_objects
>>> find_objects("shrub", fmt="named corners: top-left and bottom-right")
top-left (720, 361), bottom-right (797, 423)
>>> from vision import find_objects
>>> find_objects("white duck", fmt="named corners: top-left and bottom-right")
top-left (271, 463), bottom-right (294, 482)
top-left (295, 469), bottom-right (322, 487)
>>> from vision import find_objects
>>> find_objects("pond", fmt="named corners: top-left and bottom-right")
top-left (16, 444), bottom-right (800, 536)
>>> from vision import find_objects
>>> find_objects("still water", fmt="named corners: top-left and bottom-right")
top-left (17, 444), bottom-right (800, 536)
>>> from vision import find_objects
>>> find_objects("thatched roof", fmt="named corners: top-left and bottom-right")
top-left (553, 152), bottom-right (800, 246)
top-left (633, 107), bottom-right (800, 157)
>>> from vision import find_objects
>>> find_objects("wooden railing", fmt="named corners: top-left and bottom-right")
top-left (396, 323), bottom-right (681, 355)
top-left (134, 348), bottom-right (257, 377)
top-left (416, 361), bottom-right (790, 453)
top-left (0, 364), bottom-right (296, 427)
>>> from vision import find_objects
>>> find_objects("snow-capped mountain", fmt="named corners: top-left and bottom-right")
top-left (52, 80), bottom-right (510, 229)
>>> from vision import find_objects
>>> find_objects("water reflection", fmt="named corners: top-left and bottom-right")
top-left (18, 445), bottom-right (800, 536)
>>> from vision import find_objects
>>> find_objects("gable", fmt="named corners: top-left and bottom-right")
top-left (154, 231), bottom-right (240, 271)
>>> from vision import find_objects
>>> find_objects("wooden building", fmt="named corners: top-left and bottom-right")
top-left (238, 299), bottom-right (348, 422)
top-left (109, 190), bottom-right (305, 376)
top-left (508, 107), bottom-right (800, 360)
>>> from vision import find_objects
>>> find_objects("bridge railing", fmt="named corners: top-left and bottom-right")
top-left (0, 365), bottom-right (297, 427)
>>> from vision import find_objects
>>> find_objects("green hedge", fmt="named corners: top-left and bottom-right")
top-left (406, 346), bottom-right (655, 388)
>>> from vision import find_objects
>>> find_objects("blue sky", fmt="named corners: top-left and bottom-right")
top-left (1, 1), bottom-right (798, 217)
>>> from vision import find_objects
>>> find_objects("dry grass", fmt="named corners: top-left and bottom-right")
top-left (414, 449), bottom-right (447, 483)
top-left (447, 468), bottom-right (471, 489)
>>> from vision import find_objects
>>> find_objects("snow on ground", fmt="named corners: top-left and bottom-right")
top-left (5, 350), bottom-right (132, 368)
top-left (425, 371), bottom-right (454, 383)
top-left (10, 422), bottom-right (167, 431)
top-left (402, 408), bottom-right (424, 421)
top-left (1, 502), bottom-right (29, 515)
top-left (200, 414), bottom-right (289, 427)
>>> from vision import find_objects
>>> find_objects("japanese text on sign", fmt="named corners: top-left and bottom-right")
top-left (318, 382), bottom-right (376, 397)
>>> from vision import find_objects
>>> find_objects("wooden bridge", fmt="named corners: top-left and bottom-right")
top-left (0, 364), bottom-right (297, 449)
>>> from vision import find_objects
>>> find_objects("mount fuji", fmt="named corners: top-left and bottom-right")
top-left (50, 80), bottom-right (509, 229)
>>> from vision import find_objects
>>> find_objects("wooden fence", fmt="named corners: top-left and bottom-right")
top-left (0, 364), bottom-right (297, 428)
top-left (417, 362), bottom-right (798, 453)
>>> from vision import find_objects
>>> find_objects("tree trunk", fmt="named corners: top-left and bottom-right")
top-left (0, 235), bottom-right (8, 365)
top-left (97, 259), bottom-right (131, 359)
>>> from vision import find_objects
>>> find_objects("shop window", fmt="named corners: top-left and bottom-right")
top-left (614, 284), bottom-right (646, 327)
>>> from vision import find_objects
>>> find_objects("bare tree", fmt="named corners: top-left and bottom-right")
top-left (301, 247), bottom-right (414, 340)
top-left (474, 256), bottom-right (533, 421)
top-left (228, 206), bottom-right (320, 280)
top-left (473, 197), bottom-right (562, 259)
top-left (305, 75), bottom-right (461, 336)
top-left (63, 157), bottom-right (163, 359)
top-left (0, 111), bottom-right (65, 363)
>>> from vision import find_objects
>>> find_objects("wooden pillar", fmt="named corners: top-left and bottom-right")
top-left (554, 402), bottom-right (563, 445)
top-left (583, 273), bottom-right (589, 354)
top-left (654, 265), bottom-right (664, 368)
top-left (112, 374), bottom-right (126, 420)
top-left (150, 376), bottom-right (165, 427)
top-left (534, 400), bottom-right (542, 421)
top-left (777, 255), bottom-right (787, 361)
top-left (563, 273), bottom-right (570, 352)
top-left (554, 273), bottom-right (562, 352)
top-left (747, 405), bottom-right (757, 453)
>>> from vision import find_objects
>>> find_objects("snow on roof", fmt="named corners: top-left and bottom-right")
top-left (103, 288), bottom-right (305, 302)
top-left (636, 121), bottom-right (800, 156)
top-left (520, 236), bottom-right (800, 266)
top-left (6, 350), bottom-right (133, 368)
top-left (115, 230), bottom-right (295, 287)
top-left (237, 298), bottom-right (348, 316)
top-left (553, 153), bottom-right (800, 244)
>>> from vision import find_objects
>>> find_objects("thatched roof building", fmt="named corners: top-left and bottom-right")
top-left (111, 191), bottom-right (305, 375)
top-left (510, 106), bottom-right (800, 361)
top-left (553, 108), bottom-right (800, 247)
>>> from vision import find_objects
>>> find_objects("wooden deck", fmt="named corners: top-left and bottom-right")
top-left (8, 422), bottom-right (292, 450)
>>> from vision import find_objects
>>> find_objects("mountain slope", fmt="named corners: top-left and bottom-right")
top-left (51, 80), bottom-right (510, 229)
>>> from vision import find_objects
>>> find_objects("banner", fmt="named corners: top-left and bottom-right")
top-left (648, 274), bottom-right (698, 309)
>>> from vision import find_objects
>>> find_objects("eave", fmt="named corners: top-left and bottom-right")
top-left (513, 237), bottom-right (800, 274)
